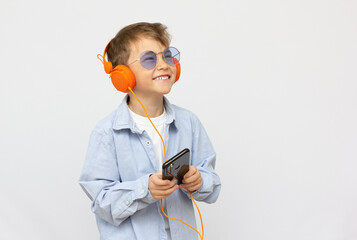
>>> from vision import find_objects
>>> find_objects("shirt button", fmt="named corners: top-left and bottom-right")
top-left (146, 141), bottom-right (150, 146)
top-left (141, 189), bottom-right (145, 194)
top-left (125, 200), bottom-right (130, 205)
top-left (131, 130), bottom-right (136, 134)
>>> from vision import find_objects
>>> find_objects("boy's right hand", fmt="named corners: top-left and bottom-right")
top-left (149, 172), bottom-right (179, 200)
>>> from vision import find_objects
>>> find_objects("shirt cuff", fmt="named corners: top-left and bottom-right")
top-left (138, 174), bottom-right (157, 204)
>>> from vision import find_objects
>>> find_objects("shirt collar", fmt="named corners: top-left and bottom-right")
top-left (112, 95), bottom-right (177, 131)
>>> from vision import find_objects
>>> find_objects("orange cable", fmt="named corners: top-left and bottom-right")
top-left (128, 87), bottom-right (204, 240)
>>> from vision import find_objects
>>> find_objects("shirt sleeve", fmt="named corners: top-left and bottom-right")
top-left (79, 128), bottom-right (157, 227)
top-left (182, 114), bottom-right (221, 203)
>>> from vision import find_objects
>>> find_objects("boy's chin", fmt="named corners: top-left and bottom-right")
top-left (153, 85), bottom-right (173, 95)
top-left (133, 84), bottom-right (173, 97)
top-left (155, 89), bottom-right (172, 96)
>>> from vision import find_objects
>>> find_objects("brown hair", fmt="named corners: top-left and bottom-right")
top-left (107, 22), bottom-right (171, 67)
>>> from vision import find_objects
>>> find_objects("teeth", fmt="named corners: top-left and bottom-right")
top-left (154, 76), bottom-right (169, 80)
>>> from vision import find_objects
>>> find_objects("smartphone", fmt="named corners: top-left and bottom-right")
top-left (162, 148), bottom-right (190, 185)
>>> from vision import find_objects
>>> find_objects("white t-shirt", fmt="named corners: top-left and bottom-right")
top-left (129, 108), bottom-right (166, 170)
top-left (128, 107), bottom-right (172, 240)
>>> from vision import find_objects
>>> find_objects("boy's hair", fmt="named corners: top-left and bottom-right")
top-left (107, 22), bottom-right (171, 68)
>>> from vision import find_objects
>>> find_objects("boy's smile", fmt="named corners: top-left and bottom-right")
top-left (127, 37), bottom-right (176, 99)
top-left (153, 74), bottom-right (170, 81)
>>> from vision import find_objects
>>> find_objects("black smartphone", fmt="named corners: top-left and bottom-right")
top-left (162, 148), bottom-right (190, 185)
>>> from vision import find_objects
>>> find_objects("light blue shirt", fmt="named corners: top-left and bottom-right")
top-left (79, 96), bottom-right (221, 240)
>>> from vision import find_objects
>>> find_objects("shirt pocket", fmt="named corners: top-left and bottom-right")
top-left (114, 131), bottom-right (155, 181)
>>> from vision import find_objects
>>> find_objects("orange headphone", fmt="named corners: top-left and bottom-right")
top-left (97, 41), bottom-right (181, 93)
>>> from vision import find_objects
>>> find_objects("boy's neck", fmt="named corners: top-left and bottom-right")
top-left (128, 93), bottom-right (164, 118)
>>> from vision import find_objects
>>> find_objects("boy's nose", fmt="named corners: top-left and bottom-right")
top-left (156, 53), bottom-right (169, 70)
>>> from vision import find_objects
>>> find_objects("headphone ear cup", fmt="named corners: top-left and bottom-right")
top-left (110, 65), bottom-right (136, 92)
top-left (175, 62), bottom-right (181, 82)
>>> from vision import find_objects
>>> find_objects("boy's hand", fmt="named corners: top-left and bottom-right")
top-left (180, 166), bottom-right (202, 192)
top-left (149, 172), bottom-right (179, 200)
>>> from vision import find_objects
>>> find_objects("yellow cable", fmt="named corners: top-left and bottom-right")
top-left (128, 87), bottom-right (204, 240)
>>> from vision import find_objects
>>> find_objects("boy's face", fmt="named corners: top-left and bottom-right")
top-left (127, 37), bottom-right (177, 98)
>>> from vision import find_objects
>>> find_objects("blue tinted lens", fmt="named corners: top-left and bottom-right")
top-left (164, 47), bottom-right (180, 65)
top-left (140, 51), bottom-right (157, 69)
top-left (139, 48), bottom-right (180, 69)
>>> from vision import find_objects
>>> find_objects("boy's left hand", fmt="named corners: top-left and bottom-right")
top-left (180, 166), bottom-right (202, 192)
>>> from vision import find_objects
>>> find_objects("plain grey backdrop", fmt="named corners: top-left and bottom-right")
top-left (1, 0), bottom-right (356, 239)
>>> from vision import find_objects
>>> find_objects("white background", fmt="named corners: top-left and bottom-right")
top-left (1, 0), bottom-right (356, 239)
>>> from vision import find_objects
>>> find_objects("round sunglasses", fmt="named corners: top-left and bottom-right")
top-left (128, 47), bottom-right (180, 70)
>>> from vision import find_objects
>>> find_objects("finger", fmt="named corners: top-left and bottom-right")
top-left (183, 166), bottom-right (197, 179)
top-left (182, 170), bottom-right (201, 184)
top-left (181, 181), bottom-right (202, 192)
top-left (180, 176), bottom-right (202, 189)
top-left (154, 184), bottom-right (179, 199)
top-left (151, 174), bottom-right (172, 186)
top-left (162, 184), bottom-right (179, 197)
top-left (180, 181), bottom-right (199, 190)
top-left (182, 173), bottom-right (199, 184)
top-left (151, 179), bottom-right (177, 191)
top-left (161, 179), bottom-right (177, 189)
top-left (186, 183), bottom-right (202, 192)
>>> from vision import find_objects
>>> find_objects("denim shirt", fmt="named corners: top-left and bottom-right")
top-left (79, 96), bottom-right (221, 240)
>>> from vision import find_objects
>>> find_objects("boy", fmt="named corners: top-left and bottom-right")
top-left (79, 22), bottom-right (221, 240)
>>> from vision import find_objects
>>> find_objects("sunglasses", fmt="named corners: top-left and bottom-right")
top-left (128, 47), bottom-right (180, 70)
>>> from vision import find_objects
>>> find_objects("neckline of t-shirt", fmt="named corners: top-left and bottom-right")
top-left (128, 107), bottom-right (167, 126)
